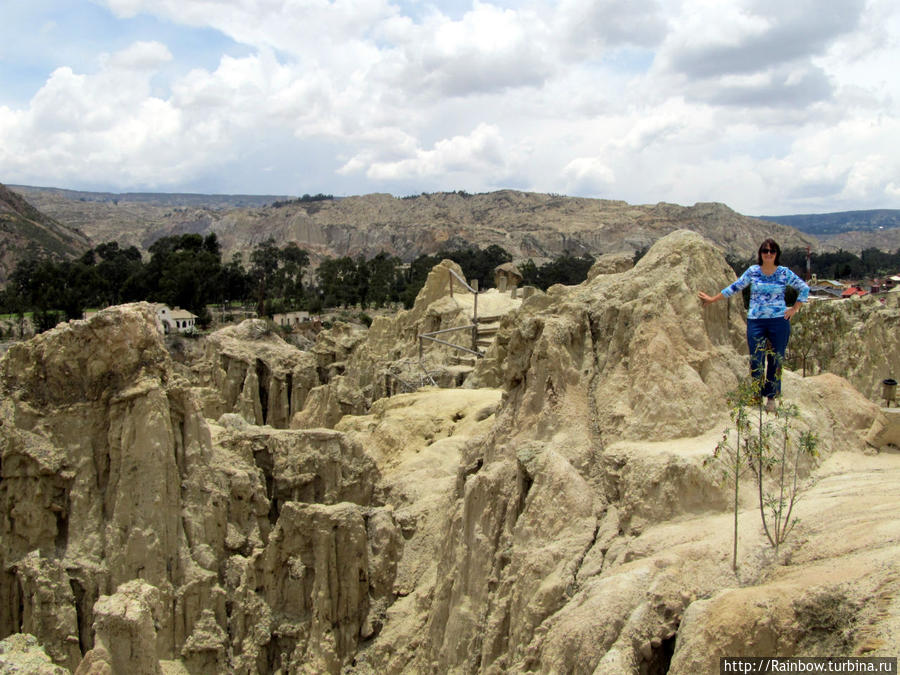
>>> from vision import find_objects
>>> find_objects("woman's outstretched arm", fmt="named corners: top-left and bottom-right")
top-left (699, 291), bottom-right (723, 305)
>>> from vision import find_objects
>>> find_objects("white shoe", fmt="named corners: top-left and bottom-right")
top-left (765, 398), bottom-right (777, 413)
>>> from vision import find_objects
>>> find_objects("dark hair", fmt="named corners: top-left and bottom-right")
top-left (757, 238), bottom-right (781, 265)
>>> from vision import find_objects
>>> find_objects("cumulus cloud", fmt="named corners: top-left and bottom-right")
top-left (104, 40), bottom-right (173, 70)
top-left (0, 42), bottom-right (212, 188)
top-left (562, 157), bottom-right (616, 195)
top-left (103, 0), bottom-right (398, 56)
top-left (380, 3), bottom-right (554, 98)
top-left (649, 0), bottom-right (870, 110)
top-left (686, 62), bottom-right (834, 108)
top-left (556, 0), bottom-right (667, 57)
top-left (658, 0), bottom-right (866, 78)
top-left (342, 123), bottom-right (507, 181)
top-left (0, 0), bottom-right (898, 213)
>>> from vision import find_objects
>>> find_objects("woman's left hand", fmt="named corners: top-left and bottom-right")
top-left (785, 305), bottom-right (799, 321)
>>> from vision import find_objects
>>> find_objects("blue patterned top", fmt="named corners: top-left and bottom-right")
top-left (721, 265), bottom-right (810, 319)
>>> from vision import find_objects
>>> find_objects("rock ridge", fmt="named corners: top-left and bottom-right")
top-left (1, 233), bottom-right (897, 673)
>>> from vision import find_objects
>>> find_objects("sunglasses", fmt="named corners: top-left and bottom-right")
top-left (760, 248), bottom-right (776, 254)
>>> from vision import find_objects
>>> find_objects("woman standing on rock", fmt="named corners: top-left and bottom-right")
top-left (699, 238), bottom-right (810, 412)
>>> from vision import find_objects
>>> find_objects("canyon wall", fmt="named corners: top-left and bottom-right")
top-left (1, 231), bottom-right (897, 673)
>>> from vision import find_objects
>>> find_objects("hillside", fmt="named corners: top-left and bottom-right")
top-left (10, 186), bottom-right (815, 263)
top-left (0, 183), bottom-right (91, 283)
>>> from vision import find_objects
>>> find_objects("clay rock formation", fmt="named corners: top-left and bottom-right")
top-left (397, 231), bottom-right (894, 673)
top-left (189, 319), bottom-right (321, 427)
top-left (290, 259), bottom-right (513, 428)
top-left (814, 295), bottom-right (900, 402)
top-left (0, 304), bottom-right (228, 668)
top-left (473, 229), bottom-right (749, 441)
top-left (187, 317), bottom-right (372, 430)
top-left (91, 581), bottom-right (164, 675)
top-left (1, 231), bottom-right (897, 674)
top-left (0, 182), bottom-right (90, 283)
top-left (0, 633), bottom-right (69, 674)
top-left (587, 251), bottom-right (635, 279)
top-left (0, 303), bottom-right (394, 673)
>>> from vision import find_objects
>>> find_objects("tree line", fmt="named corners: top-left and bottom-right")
top-left (5, 237), bottom-right (896, 334)
top-left (726, 246), bottom-right (900, 280)
top-left (0, 234), bottom-right (597, 332)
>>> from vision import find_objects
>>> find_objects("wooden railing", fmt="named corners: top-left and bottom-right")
top-left (417, 268), bottom-right (482, 380)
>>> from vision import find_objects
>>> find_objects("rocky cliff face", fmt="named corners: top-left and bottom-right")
top-left (407, 233), bottom-right (891, 673)
top-left (187, 319), bottom-right (322, 428)
top-left (12, 186), bottom-right (815, 264)
top-left (0, 182), bottom-right (91, 283)
top-left (1, 233), bottom-right (898, 674)
top-left (816, 294), bottom-right (900, 402)
top-left (0, 304), bottom-right (390, 673)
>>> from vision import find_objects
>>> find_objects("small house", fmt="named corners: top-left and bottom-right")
top-left (807, 279), bottom-right (845, 299)
top-left (841, 285), bottom-right (868, 299)
top-left (273, 311), bottom-right (311, 328)
top-left (156, 304), bottom-right (198, 333)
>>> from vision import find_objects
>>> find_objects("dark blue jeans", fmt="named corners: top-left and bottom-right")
top-left (747, 317), bottom-right (791, 399)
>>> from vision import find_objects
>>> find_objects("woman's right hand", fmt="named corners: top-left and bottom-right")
top-left (698, 291), bottom-right (717, 306)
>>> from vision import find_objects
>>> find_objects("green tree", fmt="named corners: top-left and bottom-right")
top-left (277, 242), bottom-right (310, 308)
top-left (438, 244), bottom-right (512, 289)
top-left (364, 251), bottom-right (400, 308)
top-left (218, 252), bottom-right (250, 307)
top-left (145, 234), bottom-right (225, 317)
top-left (249, 238), bottom-right (280, 316)
top-left (518, 259), bottom-right (539, 287)
top-left (535, 254), bottom-right (595, 288)
top-left (247, 240), bottom-right (312, 313)
top-left (316, 256), bottom-right (359, 308)
top-left (747, 399), bottom-right (819, 559)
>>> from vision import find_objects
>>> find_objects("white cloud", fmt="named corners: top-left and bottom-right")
top-left (384, 2), bottom-right (555, 97)
top-left (347, 123), bottom-right (507, 181)
top-left (562, 157), bottom-right (616, 195)
top-left (650, 0), bottom-right (869, 111)
top-left (0, 0), bottom-right (898, 214)
top-left (0, 43), bottom-right (212, 188)
top-left (556, 0), bottom-right (667, 57)
top-left (102, 0), bottom-right (398, 56)
top-left (105, 40), bottom-right (173, 70)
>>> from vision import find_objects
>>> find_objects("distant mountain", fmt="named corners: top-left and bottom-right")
top-left (10, 186), bottom-right (816, 266)
top-left (759, 210), bottom-right (900, 236)
top-left (10, 185), bottom-right (291, 209)
top-left (0, 182), bottom-right (91, 283)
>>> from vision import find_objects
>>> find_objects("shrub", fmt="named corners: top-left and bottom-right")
top-left (706, 377), bottom-right (758, 570)
top-left (709, 368), bottom-right (819, 568)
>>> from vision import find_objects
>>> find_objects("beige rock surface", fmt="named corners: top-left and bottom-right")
top-left (813, 296), bottom-right (900, 403)
top-left (1, 233), bottom-right (898, 674)
top-left (335, 387), bottom-right (503, 672)
top-left (0, 633), bottom-right (69, 674)
top-left (0, 303), bottom-right (399, 673)
top-left (587, 251), bottom-right (635, 279)
top-left (91, 581), bottom-right (163, 675)
top-left (14, 186), bottom-right (816, 264)
top-left (669, 450), bottom-right (900, 673)
top-left (190, 319), bottom-right (321, 428)
top-left (290, 260), bottom-right (519, 429)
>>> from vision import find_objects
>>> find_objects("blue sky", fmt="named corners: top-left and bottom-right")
top-left (1, 0), bottom-right (898, 215)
